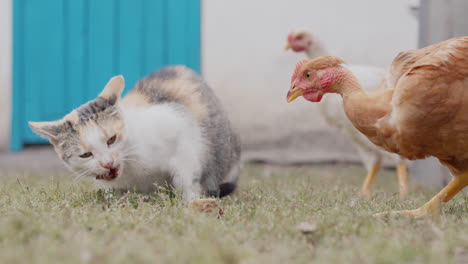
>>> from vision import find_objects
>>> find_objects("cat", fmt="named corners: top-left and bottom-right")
top-left (29, 66), bottom-right (241, 203)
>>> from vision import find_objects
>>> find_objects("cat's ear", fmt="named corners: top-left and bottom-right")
top-left (29, 121), bottom-right (62, 143)
top-left (99, 75), bottom-right (125, 104)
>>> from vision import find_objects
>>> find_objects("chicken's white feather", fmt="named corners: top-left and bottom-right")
top-left (288, 31), bottom-right (406, 186)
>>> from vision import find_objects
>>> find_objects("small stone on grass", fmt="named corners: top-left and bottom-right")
top-left (296, 222), bottom-right (318, 234)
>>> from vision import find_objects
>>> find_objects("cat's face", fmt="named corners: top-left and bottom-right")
top-left (29, 76), bottom-right (129, 181)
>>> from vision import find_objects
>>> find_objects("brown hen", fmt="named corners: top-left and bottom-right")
top-left (287, 37), bottom-right (468, 217)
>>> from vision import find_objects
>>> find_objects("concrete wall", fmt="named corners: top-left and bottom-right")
top-left (0, 0), bottom-right (12, 151)
top-left (201, 0), bottom-right (418, 162)
top-left (419, 0), bottom-right (468, 47)
top-left (0, 0), bottom-right (419, 156)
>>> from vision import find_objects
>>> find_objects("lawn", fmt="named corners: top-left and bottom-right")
top-left (0, 163), bottom-right (466, 264)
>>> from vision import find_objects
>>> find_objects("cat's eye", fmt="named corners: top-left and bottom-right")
top-left (80, 152), bottom-right (93, 158)
top-left (107, 135), bottom-right (117, 146)
top-left (304, 71), bottom-right (311, 78)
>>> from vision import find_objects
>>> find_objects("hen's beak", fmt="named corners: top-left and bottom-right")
top-left (285, 43), bottom-right (292, 50)
top-left (287, 85), bottom-right (303, 103)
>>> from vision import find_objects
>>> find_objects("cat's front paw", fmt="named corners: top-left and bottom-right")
top-left (188, 199), bottom-right (224, 216)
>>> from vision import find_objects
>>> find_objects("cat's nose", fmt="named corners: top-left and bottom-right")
top-left (101, 162), bottom-right (114, 169)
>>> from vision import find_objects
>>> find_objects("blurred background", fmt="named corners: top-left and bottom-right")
top-left (1, 0), bottom-right (467, 186)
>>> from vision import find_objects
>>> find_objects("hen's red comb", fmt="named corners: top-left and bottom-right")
top-left (287, 32), bottom-right (294, 42)
top-left (291, 59), bottom-right (309, 82)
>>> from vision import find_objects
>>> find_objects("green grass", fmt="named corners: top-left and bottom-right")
top-left (0, 164), bottom-right (466, 264)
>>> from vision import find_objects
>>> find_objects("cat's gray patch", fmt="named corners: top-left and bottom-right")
top-left (133, 69), bottom-right (181, 104)
top-left (50, 121), bottom-right (80, 162)
top-left (151, 67), bottom-right (179, 80)
top-left (77, 95), bottom-right (118, 123)
top-left (64, 120), bottom-right (77, 135)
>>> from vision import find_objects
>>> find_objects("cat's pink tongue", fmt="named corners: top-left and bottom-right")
top-left (96, 166), bottom-right (120, 181)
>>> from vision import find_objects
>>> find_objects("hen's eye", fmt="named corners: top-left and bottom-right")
top-left (107, 135), bottom-right (117, 146)
top-left (296, 35), bottom-right (303, 40)
top-left (80, 152), bottom-right (93, 158)
top-left (304, 71), bottom-right (311, 78)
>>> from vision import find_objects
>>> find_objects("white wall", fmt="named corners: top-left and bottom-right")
top-left (202, 0), bottom-right (418, 162)
top-left (0, 0), bottom-right (12, 151)
top-left (0, 0), bottom-right (418, 155)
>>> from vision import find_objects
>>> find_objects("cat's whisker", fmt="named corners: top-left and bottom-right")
top-left (122, 152), bottom-right (138, 158)
top-left (120, 158), bottom-right (144, 166)
top-left (120, 157), bottom-right (137, 160)
top-left (72, 170), bottom-right (92, 182)
top-left (122, 153), bottom-right (139, 160)
top-left (121, 152), bottom-right (140, 160)
top-left (70, 168), bottom-right (94, 186)
top-left (121, 150), bottom-right (140, 158)
top-left (71, 175), bottom-right (86, 185)
top-left (71, 172), bottom-right (93, 185)
top-left (73, 168), bottom-right (92, 178)
top-left (122, 146), bottom-right (140, 154)
top-left (121, 159), bottom-right (140, 164)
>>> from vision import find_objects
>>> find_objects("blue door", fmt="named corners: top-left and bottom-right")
top-left (11, 0), bottom-right (200, 151)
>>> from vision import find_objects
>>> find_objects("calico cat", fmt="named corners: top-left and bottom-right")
top-left (29, 66), bottom-right (241, 202)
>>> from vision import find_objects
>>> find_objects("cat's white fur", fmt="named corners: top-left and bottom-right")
top-left (82, 103), bottom-right (206, 202)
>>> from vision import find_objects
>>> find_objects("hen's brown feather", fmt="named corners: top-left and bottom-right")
top-left (369, 37), bottom-right (468, 173)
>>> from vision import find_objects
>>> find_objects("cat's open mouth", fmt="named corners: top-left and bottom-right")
top-left (96, 165), bottom-right (120, 181)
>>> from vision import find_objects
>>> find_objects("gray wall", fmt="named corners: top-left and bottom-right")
top-left (419, 0), bottom-right (468, 47)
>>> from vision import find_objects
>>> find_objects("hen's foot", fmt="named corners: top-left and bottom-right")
top-left (373, 199), bottom-right (442, 220)
top-left (360, 189), bottom-right (372, 197)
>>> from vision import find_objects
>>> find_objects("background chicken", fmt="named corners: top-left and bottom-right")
top-left (287, 37), bottom-right (468, 217)
top-left (285, 30), bottom-right (409, 197)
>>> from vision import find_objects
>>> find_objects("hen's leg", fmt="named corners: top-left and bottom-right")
top-left (375, 170), bottom-right (468, 218)
top-left (360, 160), bottom-right (381, 197)
top-left (397, 160), bottom-right (409, 199)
